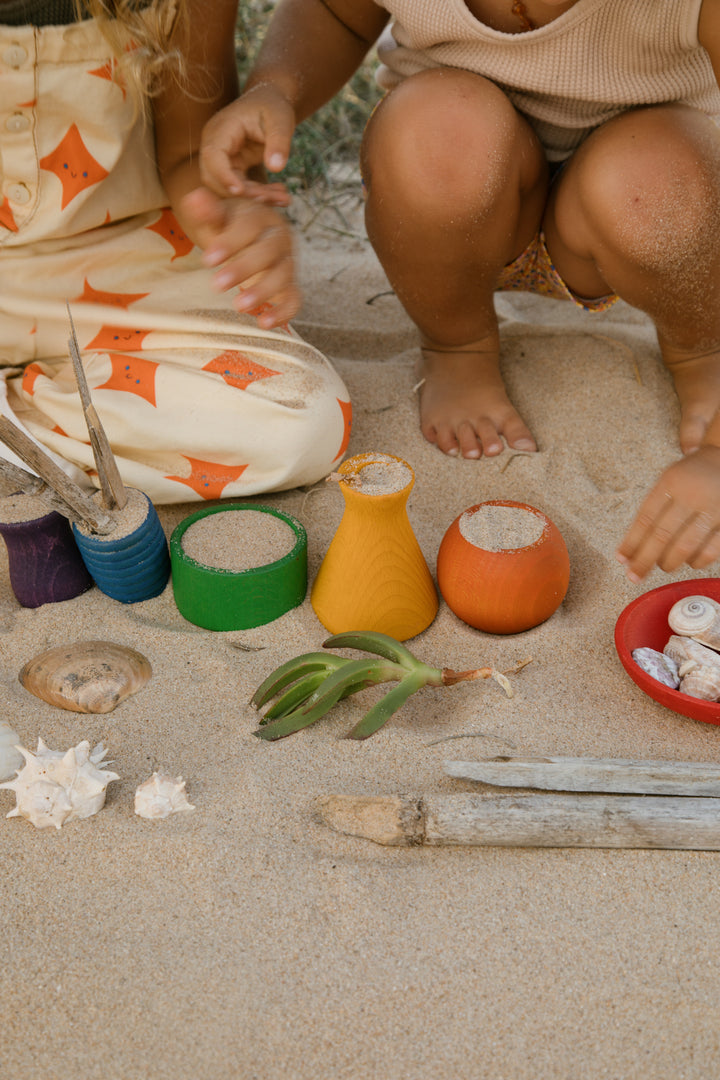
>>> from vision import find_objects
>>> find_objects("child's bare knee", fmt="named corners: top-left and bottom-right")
top-left (577, 108), bottom-right (720, 269)
top-left (362, 68), bottom-right (521, 209)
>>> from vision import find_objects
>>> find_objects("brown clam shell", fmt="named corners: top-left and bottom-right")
top-left (19, 640), bottom-right (152, 714)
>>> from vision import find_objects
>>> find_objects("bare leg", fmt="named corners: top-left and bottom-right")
top-left (361, 68), bottom-right (548, 458)
top-left (544, 104), bottom-right (720, 454)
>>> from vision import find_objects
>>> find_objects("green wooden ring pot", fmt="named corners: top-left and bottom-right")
top-left (170, 504), bottom-right (307, 631)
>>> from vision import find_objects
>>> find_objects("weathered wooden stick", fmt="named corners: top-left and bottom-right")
top-left (0, 417), bottom-right (115, 534)
top-left (317, 792), bottom-right (720, 849)
top-left (444, 756), bottom-right (720, 796)
top-left (67, 305), bottom-right (127, 511)
top-left (0, 458), bottom-right (89, 521)
top-left (0, 457), bottom-right (46, 499)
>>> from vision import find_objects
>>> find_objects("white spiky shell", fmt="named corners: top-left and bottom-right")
top-left (0, 719), bottom-right (23, 781)
top-left (667, 595), bottom-right (720, 651)
top-left (663, 635), bottom-right (720, 701)
top-left (0, 739), bottom-right (119, 830)
top-left (134, 772), bottom-right (195, 820)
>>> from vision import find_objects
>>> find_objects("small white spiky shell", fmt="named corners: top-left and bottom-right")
top-left (0, 739), bottom-right (119, 830)
top-left (663, 635), bottom-right (720, 702)
top-left (0, 719), bottom-right (23, 781)
top-left (667, 595), bottom-right (720, 651)
top-left (134, 772), bottom-right (195, 820)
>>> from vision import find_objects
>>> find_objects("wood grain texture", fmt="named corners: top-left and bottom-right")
top-left (319, 791), bottom-right (720, 849)
top-left (0, 417), bottom-right (115, 534)
top-left (444, 756), bottom-right (720, 796)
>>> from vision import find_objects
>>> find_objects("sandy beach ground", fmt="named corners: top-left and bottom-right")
top-left (2, 195), bottom-right (720, 1079)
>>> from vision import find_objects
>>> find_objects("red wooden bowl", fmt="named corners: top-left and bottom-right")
top-left (437, 500), bottom-right (570, 634)
top-left (614, 577), bottom-right (720, 724)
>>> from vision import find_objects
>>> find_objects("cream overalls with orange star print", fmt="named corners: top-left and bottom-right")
top-left (0, 18), bottom-right (351, 503)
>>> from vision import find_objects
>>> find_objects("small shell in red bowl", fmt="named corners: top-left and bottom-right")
top-left (614, 577), bottom-right (720, 724)
top-left (436, 500), bottom-right (570, 634)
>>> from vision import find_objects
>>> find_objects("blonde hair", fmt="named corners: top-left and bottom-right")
top-left (73, 0), bottom-right (189, 97)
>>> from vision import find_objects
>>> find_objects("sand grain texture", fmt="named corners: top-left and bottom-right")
top-left (0, 203), bottom-right (718, 1080)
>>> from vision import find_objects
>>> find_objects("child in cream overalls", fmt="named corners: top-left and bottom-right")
top-left (0, 0), bottom-right (350, 502)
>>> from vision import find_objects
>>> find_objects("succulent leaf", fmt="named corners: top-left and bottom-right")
top-left (250, 652), bottom-right (348, 709)
top-left (254, 657), bottom-right (406, 740)
top-left (260, 670), bottom-right (331, 721)
top-left (253, 684), bottom-right (348, 740)
top-left (346, 670), bottom-right (428, 740)
top-left (322, 631), bottom-right (423, 671)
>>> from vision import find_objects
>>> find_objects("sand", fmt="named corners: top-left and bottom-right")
top-left (2, 196), bottom-right (720, 1079)
top-left (459, 503), bottom-right (546, 551)
top-left (181, 509), bottom-right (298, 570)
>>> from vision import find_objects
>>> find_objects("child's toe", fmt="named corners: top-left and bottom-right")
top-left (503, 415), bottom-right (537, 452)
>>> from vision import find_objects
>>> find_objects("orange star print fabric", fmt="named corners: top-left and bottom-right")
top-left (0, 18), bottom-right (351, 502)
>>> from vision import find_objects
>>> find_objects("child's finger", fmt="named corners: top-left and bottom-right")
top-left (211, 221), bottom-right (294, 291)
top-left (241, 180), bottom-right (291, 207)
top-left (244, 287), bottom-right (302, 330)
top-left (235, 257), bottom-right (297, 312)
top-left (616, 489), bottom-right (685, 580)
top-left (259, 109), bottom-right (294, 175)
top-left (689, 527), bottom-right (720, 569)
top-left (654, 510), bottom-right (720, 574)
top-left (200, 147), bottom-right (248, 196)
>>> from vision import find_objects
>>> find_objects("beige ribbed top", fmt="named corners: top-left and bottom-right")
top-left (376, 0), bottom-right (720, 160)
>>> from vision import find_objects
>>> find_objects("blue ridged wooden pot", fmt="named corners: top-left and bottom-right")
top-left (72, 490), bottom-right (170, 603)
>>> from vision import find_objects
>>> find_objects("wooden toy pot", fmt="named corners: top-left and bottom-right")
top-left (310, 452), bottom-right (438, 641)
top-left (437, 500), bottom-right (570, 634)
top-left (0, 509), bottom-right (94, 608)
top-left (72, 490), bottom-right (170, 604)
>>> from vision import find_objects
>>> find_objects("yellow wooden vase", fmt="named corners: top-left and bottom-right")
top-left (311, 452), bottom-right (438, 641)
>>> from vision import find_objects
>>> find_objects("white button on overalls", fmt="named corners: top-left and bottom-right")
top-left (2, 44), bottom-right (28, 68)
top-left (5, 113), bottom-right (30, 133)
top-left (7, 183), bottom-right (31, 205)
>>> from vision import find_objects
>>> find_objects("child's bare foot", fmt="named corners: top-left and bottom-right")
top-left (662, 345), bottom-right (720, 454)
top-left (418, 344), bottom-right (537, 459)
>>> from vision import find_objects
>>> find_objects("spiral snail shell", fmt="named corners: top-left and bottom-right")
top-left (667, 595), bottom-right (720, 651)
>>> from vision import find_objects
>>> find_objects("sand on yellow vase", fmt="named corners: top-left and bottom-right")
top-left (310, 452), bottom-right (438, 641)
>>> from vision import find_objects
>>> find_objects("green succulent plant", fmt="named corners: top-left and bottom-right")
top-left (250, 631), bottom-right (525, 741)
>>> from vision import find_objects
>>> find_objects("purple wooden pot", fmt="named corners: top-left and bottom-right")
top-left (0, 509), bottom-right (94, 608)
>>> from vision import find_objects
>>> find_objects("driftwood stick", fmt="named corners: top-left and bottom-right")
top-left (0, 457), bottom-right (46, 498)
top-left (0, 458), bottom-right (86, 520)
top-left (0, 417), bottom-right (115, 534)
top-left (67, 305), bottom-right (127, 511)
top-left (444, 756), bottom-right (720, 797)
top-left (318, 792), bottom-right (720, 849)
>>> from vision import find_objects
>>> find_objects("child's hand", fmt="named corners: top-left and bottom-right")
top-left (200, 84), bottom-right (296, 198)
top-left (616, 445), bottom-right (720, 581)
top-left (182, 186), bottom-right (300, 329)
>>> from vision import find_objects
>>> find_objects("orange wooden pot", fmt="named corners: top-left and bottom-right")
top-left (437, 500), bottom-right (570, 634)
top-left (311, 452), bottom-right (438, 641)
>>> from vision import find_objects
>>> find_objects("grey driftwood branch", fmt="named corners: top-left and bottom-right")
top-left (317, 791), bottom-right (720, 850)
top-left (0, 416), bottom-right (115, 533)
top-left (443, 756), bottom-right (720, 796)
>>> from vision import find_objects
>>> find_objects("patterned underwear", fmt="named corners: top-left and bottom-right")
top-left (497, 230), bottom-right (618, 312)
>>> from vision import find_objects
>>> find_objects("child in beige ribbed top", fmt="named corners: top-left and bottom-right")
top-left (198, 0), bottom-right (720, 583)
